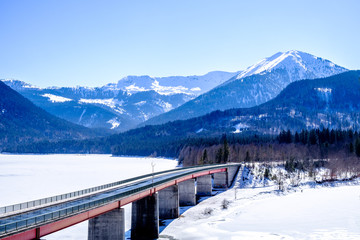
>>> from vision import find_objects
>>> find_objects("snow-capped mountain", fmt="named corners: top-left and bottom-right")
top-left (231, 50), bottom-right (346, 83)
top-left (2, 80), bottom-right (195, 132)
top-left (2, 79), bottom-right (38, 89)
top-left (121, 71), bottom-right (360, 141)
top-left (143, 50), bottom-right (348, 126)
top-left (103, 71), bottom-right (238, 95)
top-left (2, 71), bottom-right (236, 132)
top-left (2, 50), bottom-right (347, 132)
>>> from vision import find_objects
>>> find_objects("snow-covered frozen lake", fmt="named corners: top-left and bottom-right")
top-left (0, 154), bottom-right (177, 239)
top-left (1, 155), bottom-right (360, 240)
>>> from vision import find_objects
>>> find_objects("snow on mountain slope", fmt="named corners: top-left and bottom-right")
top-left (233, 50), bottom-right (346, 82)
top-left (144, 50), bottom-right (348, 126)
top-left (42, 94), bottom-right (73, 103)
top-left (2, 70), bottom-right (237, 132)
top-left (1, 79), bottom-right (194, 132)
top-left (111, 71), bottom-right (239, 95)
top-left (2, 79), bottom-right (39, 90)
top-left (79, 98), bottom-right (123, 109)
top-left (2, 50), bottom-right (347, 132)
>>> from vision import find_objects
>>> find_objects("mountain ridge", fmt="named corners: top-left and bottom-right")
top-left (10, 71), bottom-right (359, 155)
top-left (2, 50), bottom-right (348, 133)
top-left (142, 50), bottom-right (348, 126)
top-left (122, 70), bottom-right (360, 139)
top-left (0, 80), bottom-right (107, 149)
top-left (2, 71), bottom-right (238, 132)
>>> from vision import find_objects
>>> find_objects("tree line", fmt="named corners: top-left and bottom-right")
top-left (179, 129), bottom-right (360, 167)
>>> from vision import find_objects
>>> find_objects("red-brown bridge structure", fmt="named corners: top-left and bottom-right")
top-left (0, 163), bottom-right (240, 240)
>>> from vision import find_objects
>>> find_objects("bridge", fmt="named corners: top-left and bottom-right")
top-left (0, 163), bottom-right (240, 240)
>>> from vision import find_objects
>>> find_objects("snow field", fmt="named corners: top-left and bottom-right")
top-left (160, 165), bottom-right (360, 240)
top-left (0, 154), bottom-right (177, 239)
top-left (1, 156), bottom-right (359, 239)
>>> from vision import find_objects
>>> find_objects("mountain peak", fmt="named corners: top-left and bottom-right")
top-left (235, 50), bottom-right (347, 80)
top-left (1, 79), bottom-right (39, 90)
top-left (113, 72), bottom-right (238, 96)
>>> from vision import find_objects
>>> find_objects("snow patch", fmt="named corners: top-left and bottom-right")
top-left (315, 88), bottom-right (332, 103)
top-left (151, 80), bottom-right (189, 95)
top-left (125, 84), bottom-right (147, 94)
top-left (79, 98), bottom-right (123, 109)
top-left (196, 128), bottom-right (204, 133)
top-left (42, 94), bottom-right (73, 103)
top-left (190, 87), bottom-right (201, 92)
top-left (134, 101), bottom-right (147, 106)
top-left (258, 113), bottom-right (268, 118)
top-left (78, 109), bottom-right (86, 123)
top-left (107, 118), bottom-right (121, 129)
top-left (233, 123), bottom-right (249, 133)
top-left (156, 100), bottom-right (173, 112)
top-left (315, 87), bottom-right (332, 93)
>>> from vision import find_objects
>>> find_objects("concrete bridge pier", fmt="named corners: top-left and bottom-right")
top-left (158, 185), bottom-right (179, 219)
top-left (196, 175), bottom-right (212, 196)
top-left (88, 207), bottom-right (125, 240)
top-left (213, 172), bottom-right (228, 188)
top-left (178, 179), bottom-right (196, 206)
top-left (227, 166), bottom-right (240, 186)
top-left (131, 193), bottom-right (159, 240)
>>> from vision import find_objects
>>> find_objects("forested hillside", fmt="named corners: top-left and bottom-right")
top-left (0, 81), bottom-right (107, 149)
top-left (4, 71), bottom-right (360, 157)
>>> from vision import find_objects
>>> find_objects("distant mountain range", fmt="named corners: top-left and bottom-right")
top-left (2, 71), bottom-right (237, 132)
top-left (0, 81), bottom-right (106, 150)
top-left (1, 50), bottom-right (349, 134)
top-left (12, 71), bottom-right (359, 155)
top-left (115, 70), bottom-right (360, 139)
top-left (106, 71), bottom-right (239, 95)
top-left (143, 50), bottom-right (347, 126)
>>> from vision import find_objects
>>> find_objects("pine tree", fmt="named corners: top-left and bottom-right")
top-left (202, 149), bottom-right (208, 164)
top-left (264, 168), bottom-right (270, 179)
top-left (309, 129), bottom-right (318, 145)
top-left (349, 143), bottom-right (354, 154)
top-left (244, 151), bottom-right (251, 162)
top-left (330, 130), bottom-right (336, 144)
top-left (216, 148), bottom-right (223, 163)
top-left (294, 132), bottom-right (300, 143)
top-left (286, 130), bottom-right (292, 143)
top-left (223, 137), bottom-right (229, 163)
top-left (355, 138), bottom-right (360, 157)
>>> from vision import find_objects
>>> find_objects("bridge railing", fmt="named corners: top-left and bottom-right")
top-left (0, 165), bottom-right (202, 215)
top-left (0, 163), bottom-right (240, 236)
top-left (0, 163), bottom-right (238, 215)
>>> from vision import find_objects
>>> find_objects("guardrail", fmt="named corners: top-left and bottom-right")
top-left (0, 164), bottom-right (212, 215)
top-left (0, 163), bottom-right (240, 236)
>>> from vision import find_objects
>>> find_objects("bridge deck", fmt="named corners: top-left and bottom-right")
top-left (0, 163), bottom-right (240, 240)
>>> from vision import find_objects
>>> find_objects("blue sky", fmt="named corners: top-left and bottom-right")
top-left (1, 0), bottom-right (359, 87)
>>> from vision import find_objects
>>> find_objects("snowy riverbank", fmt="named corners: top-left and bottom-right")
top-left (160, 165), bottom-right (360, 240)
